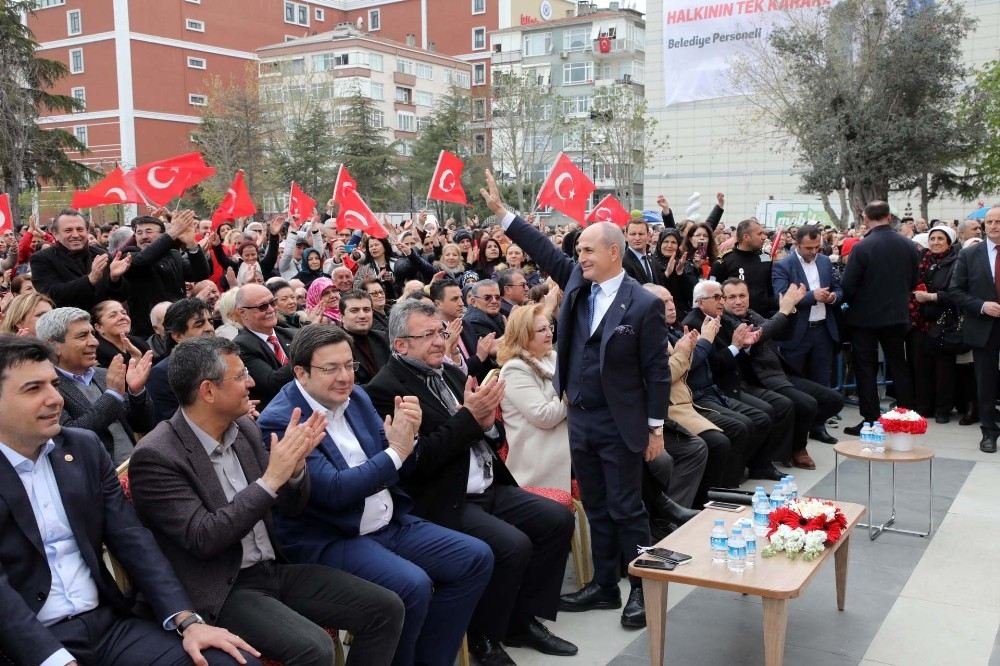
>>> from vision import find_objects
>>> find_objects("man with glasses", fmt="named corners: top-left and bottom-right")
top-left (130, 336), bottom-right (406, 665)
top-left (234, 284), bottom-right (296, 408)
top-left (366, 300), bottom-right (577, 664)
top-left (496, 269), bottom-right (528, 318)
top-left (460, 279), bottom-right (506, 357)
top-left (257, 325), bottom-right (493, 666)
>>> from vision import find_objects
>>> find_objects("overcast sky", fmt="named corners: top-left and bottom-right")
top-left (591, 0), bottom-right (647, 14)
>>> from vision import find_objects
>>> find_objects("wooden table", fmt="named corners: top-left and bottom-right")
top-left (628, 502), bottom-right (865, 666)
top-left (833, 440), bottom-right (934, 540)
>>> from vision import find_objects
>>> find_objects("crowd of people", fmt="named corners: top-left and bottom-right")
top-left (0, 175), bottom-right (996, 666)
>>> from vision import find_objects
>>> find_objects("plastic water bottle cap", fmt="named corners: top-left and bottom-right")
top-left (714, 519), bottom-right (724, 526)
top-left (732, 528), bottom-right (742, 535)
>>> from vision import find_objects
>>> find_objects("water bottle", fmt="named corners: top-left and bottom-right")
top-left (783, 475), bottom-right (798, 502)
top-left (872, 422), bottom-right (885, 454)
top-left (753, 493), bottom-right (771, 537)
top-left (860, 422), bottom-right (873, 451)
top-left (769, 483), bottom-right (785, 510)
top-left (710, 519), bottom-right (728, 563)
top-left (727, 527), bottom-right (747, 573)
top-left (739, 518), bottom-right (757, 566)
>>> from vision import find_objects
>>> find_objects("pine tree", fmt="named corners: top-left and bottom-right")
top-left (272, 107), bottom-right (337, 198)
top-left (406, 87), bottom-right (473, 218)
top-left (332, 90), bottom-right (399, 210)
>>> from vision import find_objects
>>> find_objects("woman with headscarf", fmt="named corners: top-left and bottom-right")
top-left (908, 225), bottom-right (961, 423)
top-left (651, 228), bottom-right (699, 319)
top-left (293, 248), bottom-right (329, 288)
top-left (304, 277), bottom-right (342, 326)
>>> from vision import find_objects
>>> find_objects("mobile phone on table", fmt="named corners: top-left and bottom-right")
top-left (644, 547), bottom-right (692, 564)
top-left (704, 500), bottom-right (744, 512)
top-left (635, 558), bottom-right (676, 571)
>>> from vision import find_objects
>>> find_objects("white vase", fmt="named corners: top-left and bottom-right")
top-left (887, 433), bottom-right (914, 452)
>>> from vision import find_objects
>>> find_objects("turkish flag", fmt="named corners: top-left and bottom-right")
top-left (211, 170), bottom-right (256, 229)
top-left (71, 166), bottom-right (145, 208)
top-left (585, 194), bottom-right (631, 228)
top-left (131, 152), bottom-right (216, 206)
top-left (0, 194), bottom-right (13, 234)
top-left (332, 165), bottom-right (387, 238)
top-left (536, 152), bottom-right (595, 223)
top-left (598, 36), bottom-right (611, 53)
top-left (288, 181), bottom-right (316, 222)
top-left (426, 150), bottom-right (468, 206)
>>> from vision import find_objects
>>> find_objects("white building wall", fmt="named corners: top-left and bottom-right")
top-left (644, 0), bottom-right (1000, 226)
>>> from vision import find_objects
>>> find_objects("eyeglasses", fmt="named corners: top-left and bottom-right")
top-left (509, 283), bottom-right (527, 289)
top-left (366, 289), bottom-right (386, 297)
top-left (698, 294), bottom-right (723, 302)
top-left (534, 324), bottom-right (555, 334)
top-left (239, 298), bottom-right (277, 312)
top-left (216, 367), bottom-right (250, 384)
top-left (477, 294), bottom-right (502, 302)
top-left (401, 328), bottom-right (450, 341)
top-left (310, 362), bottom-right (360, 376)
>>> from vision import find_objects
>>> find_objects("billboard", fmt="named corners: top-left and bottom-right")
top-left (662, 0), bottom-right (833, 107)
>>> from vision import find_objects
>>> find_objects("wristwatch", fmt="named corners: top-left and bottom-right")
top-left (648, 426), bottom-right (664, 437)
top-left (176, 612), bottom-right (205, 636)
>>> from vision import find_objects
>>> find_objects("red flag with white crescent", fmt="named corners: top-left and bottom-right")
top-left (131, 152), bottom-right (215, 206)
top-left (288, 181), bottom-right (316, 222)
top-left (584, 194), bottom-right (631, 228)
top-left (0, 194), bottom-right (13, 234)
top-left (426, 150), bottom-right (468, 206)
top-left (332, 165), bottom-right (387, 238)
top-left (211, 170), bottom-right (256, 230)
top-left (71, 166), bottom-right (145, 208)
top-left (536, 152), bottom-right (595, 223)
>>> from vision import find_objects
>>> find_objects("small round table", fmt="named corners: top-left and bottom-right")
top-left (833, 440), bottom-right (935, 541)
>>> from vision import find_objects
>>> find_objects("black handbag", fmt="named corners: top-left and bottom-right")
top-left (927, 308), bottom-right (969, 354)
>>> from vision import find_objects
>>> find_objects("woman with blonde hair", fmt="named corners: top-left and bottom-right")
top-left (0, 292), bottom-right (54, 336)
top-left (497, 303), bottom-right (570, 491)
top-left (434, 242), bottom-right (466, 280)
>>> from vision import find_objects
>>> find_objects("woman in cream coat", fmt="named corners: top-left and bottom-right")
top-left (497, 303), bottom-right (571, 492)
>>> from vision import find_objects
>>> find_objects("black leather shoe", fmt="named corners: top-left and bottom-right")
top-left (843, 421), bottom-right (865, 437)
top-left (650, 493), bottom-right (700, 525)
top-left (621, 586), bottom-right (646, 629)
top-left (935, 414), bottom-right (951, 424)
top-left (959, 404), bottom-right (978, 426)
top-left (468, 634), bottom-right (516, 666)
top-left (980, 433), bottom-right (997, 454)
top-left (559, 581), bottom-right (621, 612)
top-left (809, 427), bottom-right (838, 444)
top-left (505, 618), bottom-right (578, 656)
top-left (748, 465), bottom-right (784, 481)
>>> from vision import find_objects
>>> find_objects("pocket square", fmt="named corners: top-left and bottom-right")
top-left (614, 324), bottom-right (635, 336)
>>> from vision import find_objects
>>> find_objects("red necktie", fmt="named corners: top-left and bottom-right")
top-left (267, 334), bottom-right (288, 366)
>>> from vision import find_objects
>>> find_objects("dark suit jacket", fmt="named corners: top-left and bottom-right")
top-left (949, 240), bottom-right (1000, 348)
top-left (122, 235), bottom-right (211, 337)
top-left (235, 325), bottom-right (296, 408)
top-left (350, 329), bottom-right (391, 386)
top-left (30, 243), bottom-right (128, 310)
top-left (681, 308), bottom-right (744, 397)
top-left (623, 247), bottom-right (653, 285)
top-left (257, 383), bottom-right (414, 564)
top-left (0, 428), bottom-right (191, 665)
top-left (841, 225), bottom-right (920, 328)
top-left (772, 251), bottom-right (842, 346)
top-left (460, 306), bottom-right (505, 352)
top-left (128, 412), bottom-right (308, 622)
top-left (58, 367), bottom-right (155, 459)
top-left (501, 216), bottom-right (670, 454)
top-left (147, 356), bottom-right (179, 425)
top-left (365, 356), bottom-right (514, 530)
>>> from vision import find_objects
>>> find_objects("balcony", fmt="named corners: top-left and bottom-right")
top-left (592, 38), bottom-right (641, 56)
top-left (491, 49), bottom-right (522, 65)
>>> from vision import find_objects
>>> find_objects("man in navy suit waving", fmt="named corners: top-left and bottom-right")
top-left (480, 171), bottom-right (671, 629)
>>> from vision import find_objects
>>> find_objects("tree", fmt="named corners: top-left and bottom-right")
top-left (270, 106), bottom-right (337, 199)
top-left (961, 59), bottom-right (1000, 197)
top-left (579, 84), bottom-right (666, 210)
top-left (0, 0), bottom-right (91, 220)
top-left (736, 0), bottom-right (976, 225)
top-left (405, 87), bottom-right (473, 218)
top-left (490, 71), bottom-right (563, 212)
top-left (332, 90), bottom-right (399, 210)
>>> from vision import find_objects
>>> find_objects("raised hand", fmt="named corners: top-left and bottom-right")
top-left (700, 314), bottom-right (721, 343)
top-left (88, 253), bottom-right (109, 285)
top-left (716, 192), bottom-right (725, 208)
top-left (444, 318), bottom-right (463, 357)
top-left (263, 408), bottom-right (320, 489)
top-left (225, 266), bottom-right (238, 288)
top-left (657, 194), bottom-right (670, 213)
top-left (674, 328), bottom-right (699, 358)
top-left (475, 332), bottom-right (497, 361)
top-left (125, 350), bottom-right (153, 394)
top-left (463, 375), bottom-right (505, 430)
top-left (106, 355), bottom-right (127, 395)
top-left (384, 395), bottom-right (421, 460)
top-left (479, 170), bottom-right (507, 217)
top-left (731, 322), bottom-right (756, 349)
top-left (778, 283), bottom-right (807, 314)
top-left (270, 215), bottom-right (285, 236)
top-left (109, 252), bottom-right (131, 281)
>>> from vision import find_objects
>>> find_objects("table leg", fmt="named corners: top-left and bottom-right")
top-left (834, 451), bottom-right (840, 501)
top-left (642, 578), bottom-right (667, 666)
top-left (868, 460), bottom-right (875, 541)
top-left (762, 597), bottom-right (789, 666)
top-left (928, 458), bottom-right (934, 535)
top-left (835, 534), bottom-right (850, 611)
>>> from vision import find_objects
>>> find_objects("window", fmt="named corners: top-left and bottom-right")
top-left (368, 9), bottom-right (380, 31)
top-left (523, 32), bottom-right (552, 57)
top-left (259, 61), bottom-right (280, 76)
top-left (473, 63), bottom-right (486, 85)
top-left (417, 116), bottom-right (431, 132)
top-left (472, 27), bottom-right (486, 51)
top-left (370, 109), bottom-right (385, 128)
top-left (187, 56), bottom-right (207, 69)
top-left (369, 53), bottom-right (383, 71)
top-left (473, 133), bottom-right (486, 155)
top-left (188, 93), bottom-right (208, 106)
top-left (69, 48), bottom-right (84, 74)
top-left (562, 61), bottom-right (592, 85)
top-left (415, 90), bottom-right (434, 107)
top-left (396, 140), bottom-right (413, 157)
top-left (564, 27), bottom-right (590, 52)
top-left (370, 82), bottom-right (384, 101)
top-left (472, 0), bottom-right (486, 14)
top-left (397, 111), bottom-right (416, 132)
top-left (395, 86), bottom-right (412, 104)
top-left (396, 59), bottom-right (415, 75)
top-left (443, 69), bottom-right (471, 88)
top-left (34, 0), bottom-right (65, 8)
top-left (66, 9), bottom-right (81, 36)
top-left (185, 0), bottom-right (201, 3)
top-left (73, 126), bottom-right (88, 147)
top-left (285, 57), bottom-right (305, 75)
top-left (415, 63), bottom-right (433, 80)
top-left (185, 18), bottom-right (204, 32)
top-left (314, 8), bottom-right (324, 21)
top-left (71, 87), bottom-right (86, 111)
top-left (562, 95), bottom-right (592, 115)
top-left (284, 1), bottom-right (308, 26)
top-left (472, 98), bottom-right (486, 121)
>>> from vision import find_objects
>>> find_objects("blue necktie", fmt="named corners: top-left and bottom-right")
top-left (588, 283), bottom-right (601, 333)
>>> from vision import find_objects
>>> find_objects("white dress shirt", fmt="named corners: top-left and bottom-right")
top-left (296, 381), bottom-right (401, 535)
top-left (796, 251), bottom-right (826, 322)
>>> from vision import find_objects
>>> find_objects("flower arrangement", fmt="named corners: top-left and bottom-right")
top-left (877, 408), bottom-right (928, 435)
top-left (760, 498), bottom-right (848, 561)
